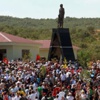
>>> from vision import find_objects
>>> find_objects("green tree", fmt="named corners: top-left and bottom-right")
top-left (77, 50), bottom-right (91, 67)
top-left (87, 26), bottom-right (95, 34)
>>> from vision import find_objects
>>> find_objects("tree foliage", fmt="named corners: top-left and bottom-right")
top-left (0, 16), bottom-right (100, 67)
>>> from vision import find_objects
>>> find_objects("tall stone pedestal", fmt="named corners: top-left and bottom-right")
top-left (48, 28), bottom-right (75, 61)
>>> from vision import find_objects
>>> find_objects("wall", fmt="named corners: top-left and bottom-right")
top-left (13, 44), bottom-right (39, 61)
top-left (0, 45), bottom-right (13, 60)
top-left (0, 43), bottom-right (40, 61)
top-left (39, 49), bottom-right (49, 59)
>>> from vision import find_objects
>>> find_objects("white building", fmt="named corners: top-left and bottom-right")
top-left (0, 32), bottom-right (41, 61)
top-left (0, 32), bottom-right (80, 61)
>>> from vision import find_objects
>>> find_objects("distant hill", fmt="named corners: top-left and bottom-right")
top-left (0, 16), bottom-right (100, 63)
top-left (0, 16), bottom-right (100, 40)
top-left (0, 16), bottom-right (100, 29)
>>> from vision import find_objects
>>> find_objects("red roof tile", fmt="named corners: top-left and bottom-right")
top-left (0, 32), bottom-right (38, 44)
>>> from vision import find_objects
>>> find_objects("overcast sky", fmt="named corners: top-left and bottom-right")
top-left (0, 0), bottom-right (100, 19)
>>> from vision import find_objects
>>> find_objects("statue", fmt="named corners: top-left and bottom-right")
top-left (58, 4), bottom-right (65, 28)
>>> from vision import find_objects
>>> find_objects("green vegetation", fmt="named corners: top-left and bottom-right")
top-left (0, 16), bottom-right (100, 66)
top-left (80, 69), bottom-right (90, 79)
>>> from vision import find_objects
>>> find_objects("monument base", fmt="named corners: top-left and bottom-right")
top-left (48, 28), bottom-right (75, 61)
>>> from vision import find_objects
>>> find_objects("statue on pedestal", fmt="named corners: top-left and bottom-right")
top-left (58, 4), bottom-right (65, 28)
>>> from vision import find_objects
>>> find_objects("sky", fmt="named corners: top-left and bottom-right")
top-left (0, 0), bottom-right (100, 19)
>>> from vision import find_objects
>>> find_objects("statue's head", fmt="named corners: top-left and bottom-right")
top-left (60, 4), bottom-right (63, 7)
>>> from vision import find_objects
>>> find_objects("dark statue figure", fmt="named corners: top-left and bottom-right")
top-left (58, 4), bottom-right (65, 28)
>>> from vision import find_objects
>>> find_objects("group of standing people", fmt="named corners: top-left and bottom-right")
top-left (0, 58), bottom-right (100, 100)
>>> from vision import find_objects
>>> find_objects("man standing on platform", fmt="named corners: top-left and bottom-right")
top-left (58, 4), bottom-right (65, 28)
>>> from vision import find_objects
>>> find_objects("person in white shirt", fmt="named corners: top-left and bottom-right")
top-left (30, 90), bottom-right (37, 100)
top-left (66, 70), bottom-right (72, 78)
top-left (10, 85), bottom-right (16, 94)
top-left (33, 82), bottom-right (38, 91)
top-left (14, 84), bottom-right (20, 93)
top-left (60, 71), bottom-right (66, 83)
top-left (80, 90), bottom-right (88, 100)
top-left (13, 93), bottom-right (21, 100)
top-left (58, 87), bottom-right (65, 100)
top-left (66, 92), bottom-right (74, 100)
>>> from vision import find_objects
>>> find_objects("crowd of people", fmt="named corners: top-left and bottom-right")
top-left (0, 58), bottom-right (100, 100)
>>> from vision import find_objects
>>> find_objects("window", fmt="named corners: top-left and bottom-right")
top-left (22, 50), bottom-right (30, 59)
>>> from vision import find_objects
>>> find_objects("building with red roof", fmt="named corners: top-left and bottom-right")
top-left (0, 32), bottom-right (41, 61)
top-left (0, 32), bottom-right (80, 61)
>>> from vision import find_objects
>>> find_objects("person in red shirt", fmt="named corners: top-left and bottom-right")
top-left (52, 85), bottom-right (61, 97)
top-left (3, 57), bottom-right (8, 65)
top-left (2, 91), bottom-right (9, 100)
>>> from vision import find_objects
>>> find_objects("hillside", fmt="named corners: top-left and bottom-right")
top-left (0, 16), bottom-right (100, 66)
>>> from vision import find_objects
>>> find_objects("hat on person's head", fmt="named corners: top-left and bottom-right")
top-left (42, 82), bottom-right (45, 85)
top-left (47, 74), bottom-right (50, 77)
top-left (54, 85), bottom-right (56, 88)
top-left (78, 79), bottom-right (81, 82)
top-left (41, 96), bottom-right (46, 100)
top-left (68, 92), bottom-right (72, 95)
top-left (81, 90), bottom-right (85, 93)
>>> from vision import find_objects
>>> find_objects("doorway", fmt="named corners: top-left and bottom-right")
top-left (0, 49), bottom-right (7, 61)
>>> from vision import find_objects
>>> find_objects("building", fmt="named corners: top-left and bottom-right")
top-left (0, 32), bottom-right (41, 61)
top-left (0, 32), bottom-right (80, 61)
